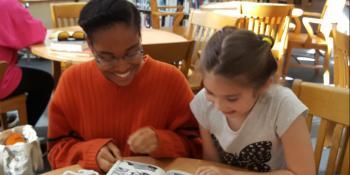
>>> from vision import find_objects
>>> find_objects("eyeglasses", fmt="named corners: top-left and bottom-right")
top-left (93, 46), bottom-right (144, 68)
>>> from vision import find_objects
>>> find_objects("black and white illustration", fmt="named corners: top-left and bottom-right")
top-left (212, 135), bottom-right (272, 172)
top-left (107, 160), bottom-right (191, 175)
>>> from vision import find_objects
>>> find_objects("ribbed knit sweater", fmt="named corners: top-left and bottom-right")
top-left (47, 56), bottom-right (202, 171)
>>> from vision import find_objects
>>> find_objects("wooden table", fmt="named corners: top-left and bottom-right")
top-left (30, 26), bottom-right (188, 83)
top-left (42, 156), bottom-right (240, 175)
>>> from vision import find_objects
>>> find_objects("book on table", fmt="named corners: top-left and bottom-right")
top-left (48, 40), bottom-right (88, 52)
top-left (47, 30), bottom-right (88, 52)
top-left (107, 160), bottom-right (191, 175)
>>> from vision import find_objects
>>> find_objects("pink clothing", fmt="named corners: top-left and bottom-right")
top-left (0, 0), bottom-right (46, 99)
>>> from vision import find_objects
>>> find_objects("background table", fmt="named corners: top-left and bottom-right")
top-left (42, 156), bottom-right (240, 175)
top-left (30, 26), bottom-right (188, 83)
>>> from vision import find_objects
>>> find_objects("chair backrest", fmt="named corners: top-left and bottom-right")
top-left (316, 0), bottom-right (345, 37)
top-left (237, 2), bottom-right (293, 42)
top-left (292, 79), bottom-right (349, 175)
top-left (184, 9), bottom-right (239, 63)
top-left (150, 0), bottom-right (184, 31)
top-left (50, 2), bottom-right (86, 28)
top-left (0, 61), bottom-right (7, 81)
top-left (333, 30), bottom-right (349, 88)
top-left (143, 40), bottom-right (195, 77)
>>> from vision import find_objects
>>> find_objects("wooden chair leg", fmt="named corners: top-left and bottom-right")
top-left (314, 49), bottom-right (321, 75)
top-left (274, 57), bottom-right (285, 85)
top-left (0, 113), bottom-right (8, 130)
top-left (18, 102), bottom-right (28, 125)
top-left (52, 61), bottom-right (62, 87)
top-left (151, 14), bottom-right (161, 29)
top-left (283, 45), bottom-right (293, 77)
top-left (323, 47), bottom-right (331, 85)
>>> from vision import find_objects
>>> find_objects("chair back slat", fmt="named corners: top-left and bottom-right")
top-left (314, 119), bottom-right (329, 171)
top-left (326, 123), bottom-right (345, 175)
top-left (340, 138), bottom-right (349, 174)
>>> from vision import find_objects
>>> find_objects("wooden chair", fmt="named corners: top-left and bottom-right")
top-left (50, 2), bottom-right (86, 28)
top-left (150, 0), bottom-right (185, 34)
top-left (236, 2), bottom-right (294, 81)
top-left (184, 9), bottom-right (240, 92)
top-left (50, 2), bottom-right (86, 84)
top-left (333, 30), bottom-right (349, 88)
top-left (283, 0), bottom-right (345, 85)
top-left (292, 79), bottom-right (349, 175)
top-left (143, 40), bottom-right (195, 77)
top-left (0, 61), bottom-right (28, 130)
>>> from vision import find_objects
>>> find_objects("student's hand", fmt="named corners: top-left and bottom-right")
top-left (96, 142), bottom-right (122, 172)
top-left (194, 166), bottom-right (232, 175)
top-left (127, 127), bottom-right (158, 154)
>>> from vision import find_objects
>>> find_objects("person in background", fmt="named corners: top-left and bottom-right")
top-left (47, 0), bottom-right (201, 172)
top-left (0, 0), bottom-right (54, 127)
top-left (191, 27), bottom-right (315, 175)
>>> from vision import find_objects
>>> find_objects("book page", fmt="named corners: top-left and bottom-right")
top-left (107, 160), bottom-right (166, 175)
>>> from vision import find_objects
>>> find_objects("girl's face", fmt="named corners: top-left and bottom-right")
top-left (89, 24), bottom-right (144, 86)
top-left (203, 71), bottom-right (263, 119)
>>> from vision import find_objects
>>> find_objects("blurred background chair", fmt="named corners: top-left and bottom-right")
top-left (50, 2), bottom-right (86, 84)
top-left (143, 40), bottom-right (194, 77)
top-left (292, 79), bottom-right (349, 175)
top-left (283, 0), bottom-right (346, 85)
top-left (183, 9), bottom-right (239, 92)
top-left (236, 2), bottom-right (294, 81)
top-left (50, 2), bottom-right (86, 28)
top-left (150, 0), bottom-right (185, 35)
top-left (0, 61), bottom-right (28, 130)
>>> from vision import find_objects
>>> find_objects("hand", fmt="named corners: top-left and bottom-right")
top-left (96, 142), bottom-right (122, 172)
top-left (194, 166), bottom-right (230, 175)
top-left (127, 127), bottom-right (158, 154)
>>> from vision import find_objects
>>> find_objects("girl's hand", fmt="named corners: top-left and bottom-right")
top-left (127, 127), bottom-right (158, 154)
top-left (97, 142), bottom-right (122, 172)
top-left (195, 166), bottom-right (231, 175)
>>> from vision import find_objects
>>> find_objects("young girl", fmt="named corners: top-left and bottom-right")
top-left (191, 27), bottom-right (315, 175)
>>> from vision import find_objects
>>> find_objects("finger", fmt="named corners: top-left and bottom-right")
top-left (202, 169), bottom-right (215, 175)
top-left (99, 158), bottom-right (113, 173)
top-left (100, 148), bottom-right (117, 163)
top-left (107, 143), bottom-right (122, 160)
top-left (195, 167), bottom-right (213, 175)
top-left (134, 138), bottom-right (158, 153)
top-left (127, 127), bottom-right (148, 145)
top-left (195, 166), bottom-right (207, 175)
top-left (129, 128), bottom-right (157, 153)
top-left (127, 128), bottom-right (146, 152)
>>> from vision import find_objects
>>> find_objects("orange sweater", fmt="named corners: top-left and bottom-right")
top-left (47, 56), bottom-right (201, 171)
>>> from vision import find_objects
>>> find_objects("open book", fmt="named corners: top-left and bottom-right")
top-left (107, 160), bottom-right (192, 175)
